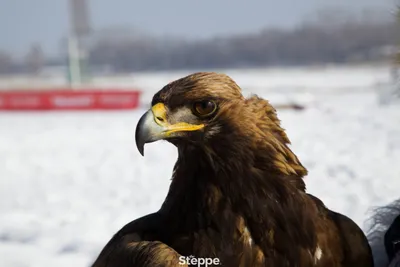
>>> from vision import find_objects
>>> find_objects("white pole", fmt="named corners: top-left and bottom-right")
top-left (68, 35), bottom-right (81, 89)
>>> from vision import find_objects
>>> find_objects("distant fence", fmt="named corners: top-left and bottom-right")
top-left (0, 89), bottom-right (141, 111)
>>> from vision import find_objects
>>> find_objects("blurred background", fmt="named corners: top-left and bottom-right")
top-left (0, 0), bottom-right (399, 266)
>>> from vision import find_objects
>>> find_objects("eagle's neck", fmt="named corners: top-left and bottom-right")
top-left (160, 140), bottom-right (316, 260)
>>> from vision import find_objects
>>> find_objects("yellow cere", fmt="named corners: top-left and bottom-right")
top-left (151, 103), bottom-right (168, 125)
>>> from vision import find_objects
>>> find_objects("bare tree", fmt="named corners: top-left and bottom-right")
top-left (25, 44), bottom-right (45, 75)
top-left (0, 51), bottom-right (13, 74)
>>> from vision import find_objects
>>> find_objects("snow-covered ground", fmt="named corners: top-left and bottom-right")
top-left (0, 64), bottom-right (399, 266)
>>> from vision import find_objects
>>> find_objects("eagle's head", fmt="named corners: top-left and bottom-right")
top-left (135, 72), bottom-right (307, 180)
top-left (135, 72), bottom-right (244, 154)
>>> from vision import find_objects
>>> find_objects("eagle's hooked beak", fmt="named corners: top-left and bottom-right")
top-left (135, 103), bottom-right (204, 156)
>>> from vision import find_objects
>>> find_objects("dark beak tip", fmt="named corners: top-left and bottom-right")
top-left (138, 146), bottom-right (144, 156)
top-left (135, 113), bottom-right (147, 157)
top-left (135, 130), bottom-right (145, 157)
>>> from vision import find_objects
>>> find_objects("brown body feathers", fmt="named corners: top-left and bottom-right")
top-left (92, 72), bottom-right (374, 267)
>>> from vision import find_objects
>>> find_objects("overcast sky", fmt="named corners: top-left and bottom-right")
top-left (0, 0), bottom-right (395, 56)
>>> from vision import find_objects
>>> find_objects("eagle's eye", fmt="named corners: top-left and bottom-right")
top-left (193, 100), bottom-right (217, 117)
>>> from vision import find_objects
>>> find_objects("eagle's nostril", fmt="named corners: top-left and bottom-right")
top-left (156, 117), bottom-right (164, 122)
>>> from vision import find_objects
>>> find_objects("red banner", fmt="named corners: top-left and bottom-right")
top-left (0, 89), bottom-right (141, 111)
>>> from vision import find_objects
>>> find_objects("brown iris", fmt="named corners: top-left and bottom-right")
top-left (193, 100), bottom-right (217, 117)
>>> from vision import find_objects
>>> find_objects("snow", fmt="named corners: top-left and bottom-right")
top-left (0, 64), bottom-right (399, 266)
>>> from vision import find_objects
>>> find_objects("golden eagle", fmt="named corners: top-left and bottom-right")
top-left (92, 72), bottom-right (374, 267)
